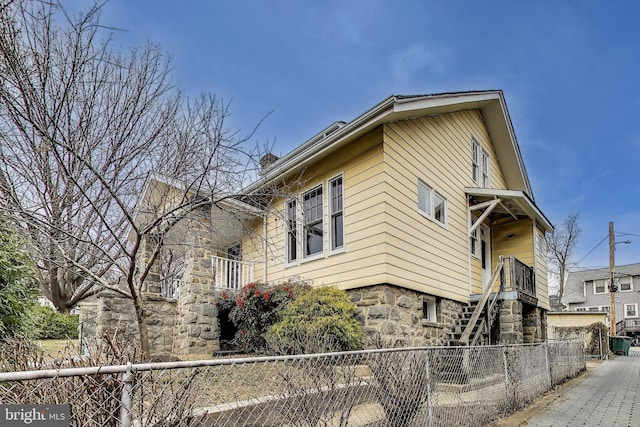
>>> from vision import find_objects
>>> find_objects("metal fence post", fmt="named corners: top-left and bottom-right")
top-left (119, 362), bottom-right (134, 427)
top-left (501, 346), bottom-right (513, 408)
top-left (424, 349), bottom-right (434, 427)
top-left (543, 342), bottom-right (551, 389)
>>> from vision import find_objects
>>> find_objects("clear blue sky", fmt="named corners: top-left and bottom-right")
top-left (88, 0), bottom-right (639, 273)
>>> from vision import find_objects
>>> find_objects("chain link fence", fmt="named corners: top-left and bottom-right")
top-left (0, 342), bottom-right (584, 427)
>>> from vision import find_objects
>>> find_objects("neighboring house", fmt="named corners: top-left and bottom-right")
top-left (562, 263), bottom-right (640, 339)
top-left (80, 90), bottom-right (554, 356)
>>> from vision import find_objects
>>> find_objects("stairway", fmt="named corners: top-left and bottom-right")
top-left (447, 299), bottom-right (500, 347)
top-left (437, 299), bottom-right (501, 384)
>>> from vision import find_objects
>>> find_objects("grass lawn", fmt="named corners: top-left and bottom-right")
top-left (37, 339), bottom-right (79, 359)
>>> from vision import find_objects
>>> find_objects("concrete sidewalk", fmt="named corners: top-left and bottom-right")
top-left (494, 348), bottom-right (640, 426)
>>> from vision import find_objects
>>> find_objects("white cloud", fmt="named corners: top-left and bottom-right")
top-left (390, 44), bottom-right (446, 87)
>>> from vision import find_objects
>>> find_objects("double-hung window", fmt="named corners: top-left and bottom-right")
top-left (418, 180), bottom-right (447, 226)
top-left (592, 279), bottom-right (607, 295)
top-left (285, 200), bottom-right (297, 263)
top-left (470, 226), bottom-right (479, 258)
top-left (472, 138), bottom-right (490, 187)
top-left (329, 175), bottom-right (344, 251)
top-left (624, 303), bottom-right (638, 318)
top-left (303, 185), bottom-right (323, 257)
top-left (619, 276), bottom-right (633, 292)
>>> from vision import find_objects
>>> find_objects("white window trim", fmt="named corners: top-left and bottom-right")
top-left (301, 184), bottom-right (324, 261)
top-left (592, 279), bottom-right (608, 295)
top-left (418, 180), bottom-right (448, 228)
top-left (472, 138), bottom-right (491, 188)
top-left (481, 148), bottom-right (490, 187)
top-left (470, 225), bottom-right (480, 259)
top-left (423, 296), bottom-right (437, 323)
top-left (472, 139), bottom-right (480, 184)
top-left (284, 198), bottom-right (299, 267)
top-left (624, 303), bottom-right (638, 318)
top-left (328, 173), bottom-right (345, 254)
top-left (619, 276), bottom-right (633, 292)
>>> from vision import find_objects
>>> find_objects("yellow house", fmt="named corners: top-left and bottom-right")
top-left (82, 90), bottom-right (554, 355)
top-left (221, 90), bottom-right (552, 347)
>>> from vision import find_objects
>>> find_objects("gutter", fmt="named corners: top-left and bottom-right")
top-left (243, 96), bottom-right (398, 193)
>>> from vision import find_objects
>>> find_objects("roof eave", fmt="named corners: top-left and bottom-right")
top-left (246, 90), bottom-right (529, 194)
top-left (465, 187), bottom-right (553, 232)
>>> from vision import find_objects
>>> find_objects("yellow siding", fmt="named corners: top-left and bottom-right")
top-left (547, 312), bottom-right (608, 328)
top-left (534, 224), bottom-right (550, 310)
top-left (493, 219), bottom-right (535, 266)
top-left (243, 109), bottom-right (543, 306)
top-left (492, 219), bottom-right (550, 310)
top-left (380, 111), bottom-right (499, 302)
top-left (244, 128), bottom-right (391, 289)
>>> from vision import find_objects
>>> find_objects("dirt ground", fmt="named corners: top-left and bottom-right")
top-left (489, 359), bottom-right (602, 427)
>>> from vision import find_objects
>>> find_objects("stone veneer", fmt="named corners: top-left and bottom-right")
top-left (79, 207), bottom-right (221, 358)
top-left (499, 300), bottom-right (546, 344)
top-left (172, 210), bottom-right (220, 356)
top-left (498, 299), bottom-right (523, 344)
top-left (347, 284), bottom-right (463, 346)
top-left (79, 294), bottom-right (177, 355)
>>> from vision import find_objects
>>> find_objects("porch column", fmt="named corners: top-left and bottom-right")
top-left (139, 234), bottom-right (162, 297)
top-left (174, 207), bottom-right (220, 356)
top-left (499, 299), bottom-right (524, 344)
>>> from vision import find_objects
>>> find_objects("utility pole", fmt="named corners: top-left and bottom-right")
top-left (609, 222), bottom-right (616, 337)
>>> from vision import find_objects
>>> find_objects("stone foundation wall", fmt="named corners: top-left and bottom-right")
top-left (499, 299), bottom-right (523, 344)
top-left (78, 301), bottom-right (97, 343)
top-left (523, 307), bottom-right (544, 343)
top-left (88, 294), bottom-right (177, 355)
top-left (347, 284), bottom-right (463, 347)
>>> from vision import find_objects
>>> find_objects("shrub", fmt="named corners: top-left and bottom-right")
top-left (214, 280), bottom-right (311, 353)
top-left (32, 305), bottom-right (79, 340)
top-left (0, 215), bottom-right (37, 339)
top-left (267, 286), bottom-right (364, 354)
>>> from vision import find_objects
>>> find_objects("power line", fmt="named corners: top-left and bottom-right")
top-left (617, 231), bottom-right (640, 237)
top-left (574, 234), bottom-right (608, 266)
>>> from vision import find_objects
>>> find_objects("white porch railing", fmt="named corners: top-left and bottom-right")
top-left (212, 256), bottom-right (256, 291)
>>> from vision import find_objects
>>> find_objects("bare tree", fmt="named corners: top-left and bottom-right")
top-left (547, 213), bottom-right (581, 303)
top-left (0, 1), bottom-right (260, 358)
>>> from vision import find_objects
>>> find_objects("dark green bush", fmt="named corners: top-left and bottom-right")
top-left (32, 305), bottom-right (79, 339)
top-left (214, 280), bottom-right (311, 353)
top-left (0, 215), bottom-right (37, 339)
top-left (267, 286), bottom-right (364, 354)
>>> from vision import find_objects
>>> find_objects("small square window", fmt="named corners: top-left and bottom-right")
top-left (422, 297), bottom-right (437, 323)
top-left (418, 180), bottom-right (447, 226)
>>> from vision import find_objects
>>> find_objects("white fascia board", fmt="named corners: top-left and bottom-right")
top-left (246, 91), bottom-right (507, 193)
top-left (245, 96), bottom-right (397, 192)
top-left (465, 187), bottom-right (553, 232)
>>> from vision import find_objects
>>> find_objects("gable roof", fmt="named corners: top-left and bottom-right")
top-left (562, 262), bottom-right (640, 304)
top-left (246, 90), bottom-right (534, 199)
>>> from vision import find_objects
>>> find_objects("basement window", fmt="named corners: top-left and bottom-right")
top-left (422, 297), bottom-right (437, 323)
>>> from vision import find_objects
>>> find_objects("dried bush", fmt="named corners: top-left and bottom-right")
top-left (0, 334), bottom-right (199, 427)
top-left (367, 334), bottom-right (431, 427)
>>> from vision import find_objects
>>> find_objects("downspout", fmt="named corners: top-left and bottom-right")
top-left (467, 203), bottom-right (473, 295)
top-left (263, 213), bottom-right (267, 283)
top-left (533, 220), bottom-right (538, 300)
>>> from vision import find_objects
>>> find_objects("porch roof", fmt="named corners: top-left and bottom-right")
top-left (465, 187), bottom-right (553, 234)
